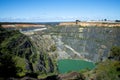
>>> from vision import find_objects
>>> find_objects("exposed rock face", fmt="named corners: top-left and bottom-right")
top-left (27, 33), bottom-right (57, 73)
top-left (45, 26), bottom-right (120, 62)
top-left (22, 25), bottom-right (120, 62)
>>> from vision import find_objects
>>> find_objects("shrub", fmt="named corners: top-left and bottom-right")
top-left (109, 46), bottom-right (120, 61)
top-left (95, 60), bottom-right (120, 80)
top-left (0, 52), bottom-right (18, 78)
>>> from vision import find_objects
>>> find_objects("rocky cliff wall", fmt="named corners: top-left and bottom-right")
top-left (20, 24), bottom-right (120, 62)
top-left (47, 26), bottom-right (120, 62)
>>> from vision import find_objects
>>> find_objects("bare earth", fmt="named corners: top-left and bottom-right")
top-left (59, 22), bottom-right (120, 27)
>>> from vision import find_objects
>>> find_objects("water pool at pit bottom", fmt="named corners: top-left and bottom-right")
top-left (58, 59), bottom-right (95, 74)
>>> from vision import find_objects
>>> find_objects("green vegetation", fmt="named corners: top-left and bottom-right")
top-left (0, 26), bottom-right (57, 79)
top-left (50, 45), bottom-right (56, 52)
top-left (0, 52), bottom-right (18, 78)
top-left (94, 60), bottom-right (120, 80)
top-left (58, 59), bottom-right (95, 74)
top-left (0, 27), bottom-right (25, 78)
top-left (109, 46), bottom-right (120, 60)
top-left (0, 27), bottom-right (33, 78)
top-left (14, 56), bottom-right (27, 76)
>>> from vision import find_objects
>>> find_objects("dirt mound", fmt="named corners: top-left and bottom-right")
top-left (59, 72), bottom-right (85, 80)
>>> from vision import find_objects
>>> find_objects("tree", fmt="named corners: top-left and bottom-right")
top-left (115, 20), bottom-right (120, 22)
top-left (104, 19), bottom-right (107, 21)
top-left (76, 20), bottom-right (80, 24)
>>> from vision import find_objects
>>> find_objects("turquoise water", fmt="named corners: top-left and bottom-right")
top-left (58, 59), bottom-right (95, 73)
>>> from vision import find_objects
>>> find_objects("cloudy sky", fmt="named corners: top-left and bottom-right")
top-left (0, 0), bottom-right (120, 22)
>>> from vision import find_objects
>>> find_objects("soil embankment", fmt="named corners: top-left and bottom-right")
top-left (59, 22), bottom-right (120, 27)
top-left (0, 23), bottom-right (45, 28)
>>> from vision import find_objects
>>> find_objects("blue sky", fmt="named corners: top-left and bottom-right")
top-left (0, 0), bottom-right (120, 22)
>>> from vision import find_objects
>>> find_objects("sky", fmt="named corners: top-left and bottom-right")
top-left (0, 0), bottom-right (120, 22)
